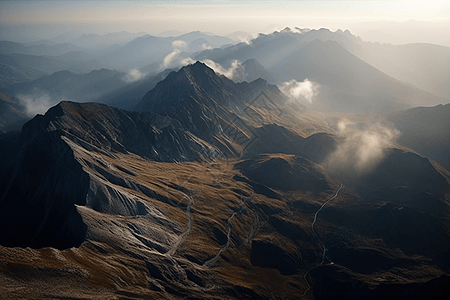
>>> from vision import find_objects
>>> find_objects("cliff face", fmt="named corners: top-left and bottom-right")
top-left (0, 130), bottom-right (89, 249)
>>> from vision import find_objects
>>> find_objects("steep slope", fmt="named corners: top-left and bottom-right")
top-left (386, 103), bottom-right (450, 170)
top-left (0, 128), bottom-right (89, 249)
top-left (17, 101), bottom-right (220, 162)
top-left (135, 62), bottom-right (306, 155)
top-left (135, 61), bottom-right (276, 114)
top-left (0, 99), bottom-right (223, 248)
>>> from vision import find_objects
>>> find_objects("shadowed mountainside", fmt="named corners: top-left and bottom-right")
top-left (386, 103), bottom-right (450, 171)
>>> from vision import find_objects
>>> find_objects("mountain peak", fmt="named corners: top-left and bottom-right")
top-left (135, 61), bottom-right (232, 113)
top-left (182, 61), bottom-right (212, 73)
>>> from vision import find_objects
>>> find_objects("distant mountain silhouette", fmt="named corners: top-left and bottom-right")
top-left (0, 40), bottom-right (83, 56)
top-left (359, 42), bottom-right (450, 98)
top-left (0, 53), bottom-right (96, 75)
top-left (97, 69), bottom-right (173, 110)
top-left (1, 68), bottom-right (127, 105)
top-left (101, 35), bottom-right (173, 70)
top-left (0, 63), bottom-right (42, 88)
top-left (195, 28), bottom-right (447, 112)
top-left (100, 31), bottom-right (236, 70)
top-left (242, 58), bottom-right (275, 83)
top-left (71, 31), bottom-right (147, 49)
top-left (169, 31), bottom-right (233, 48)
top-left (387, 103), bottom-right (450, 171)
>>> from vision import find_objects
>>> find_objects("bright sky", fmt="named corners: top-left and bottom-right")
top-left (1, 0), bottom-right (450, 45)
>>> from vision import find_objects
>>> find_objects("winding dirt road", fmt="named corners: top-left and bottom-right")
top-left (302, 180), bottom-right (344, 297)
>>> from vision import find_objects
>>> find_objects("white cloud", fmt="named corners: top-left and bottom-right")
top-left (122, 68), bottom-right (146, 83)
top-left (324, 119), bottom-right (400, 175)
top-left (161, 40), bottom-right (190, 69)
top-left (172, 40), bottom-right (188, 51)
top-left (17, 93), bottom-right (53, 117)
top-left (180, 57), bottom-right (195, 66)
top-left (279, 79), bottom-right (319, 104)
top-left (201, 43), bottom-right (212, 50)
top-left (202, 59), bottom-right (246, 82)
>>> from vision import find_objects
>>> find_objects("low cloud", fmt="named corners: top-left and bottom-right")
top-left (203, 59), bottom-right (246, 82)
top-left (161, 40), bottom-right (190, 69)
top-left (280, 79), bottom-right (319, 104)
top-left (17, 93), bottom-right (53, 117)
top-left (324, 120), bottom-right (400, 175)
top-left (122, 69), bottom-right (146, 83)
top-left (201, 44), bottom-right (212, 50)
top-left (238, 34), bottom-right (256, 45)
top-left (181, 57), bottom-right (195, 66)
top-left (292, 27), bottom-right (311, 34)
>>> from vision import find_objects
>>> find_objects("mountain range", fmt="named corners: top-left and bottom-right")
top-left (195, 27), bottom-right (448, 113)
top-left (1, 28), bottom-right (449, 117)
top-left (1, 61), bottom-right (449, 299)
top-left (1, 68), bottom-right (127, 105)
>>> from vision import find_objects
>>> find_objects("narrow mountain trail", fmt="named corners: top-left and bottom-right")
top-left (302, 180), bottom-right (344, 297)
top-left (165, 191), bottom-right (193, 257)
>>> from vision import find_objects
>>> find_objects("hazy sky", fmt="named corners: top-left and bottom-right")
top-left (1, 0), bottom-right (450, 46)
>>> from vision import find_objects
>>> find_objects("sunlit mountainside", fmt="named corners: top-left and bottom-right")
top-left (1, 24), bottom-right (450, 299)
